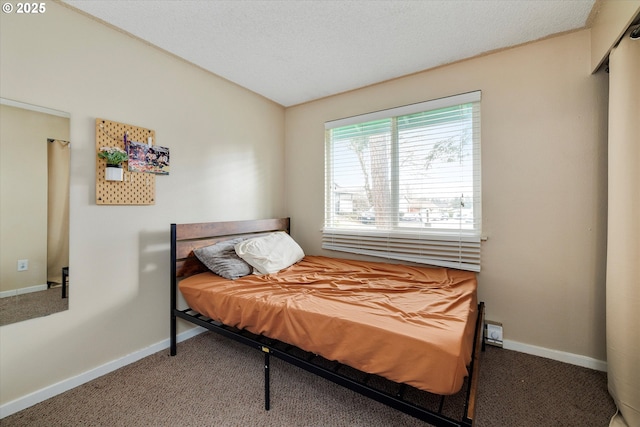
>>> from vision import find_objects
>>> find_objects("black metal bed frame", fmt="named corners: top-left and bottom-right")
top-left (169, 220), bottom-right (485, 427)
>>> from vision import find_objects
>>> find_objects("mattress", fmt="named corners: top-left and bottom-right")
top-left (179, 255), bottom-right (478, 395)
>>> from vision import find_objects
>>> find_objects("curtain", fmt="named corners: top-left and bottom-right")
top-left (607, 25), bottom-right (640, 427)
top-left (47, 139), bottom-right (70, 284)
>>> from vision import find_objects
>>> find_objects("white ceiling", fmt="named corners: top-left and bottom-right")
top-left (61, 0), bottom-right (596, 107)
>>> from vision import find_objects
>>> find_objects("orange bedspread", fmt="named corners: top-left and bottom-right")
top-left (179, 255), bottom-right (478, 395)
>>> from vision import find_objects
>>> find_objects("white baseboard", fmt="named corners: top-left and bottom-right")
top-left (0, 284), bottom-right (48, 299)
top-left (0, 326), bottom-right (206, 419)
top-left (502, 339), bottom-right (608, 372)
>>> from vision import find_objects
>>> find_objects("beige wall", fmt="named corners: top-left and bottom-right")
top-left (0, 104), bottom-right (69, 293)
top-left (589, 0), bottom-right (640, 72)
top-left (285, 29), bottom-right (609, 362)
top-left (0, 1), bottom-right (285, 405)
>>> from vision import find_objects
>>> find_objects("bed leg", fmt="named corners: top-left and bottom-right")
top-left (170, 223), bottom-right (177, 357)
top-left (263, 349), bottom-right (271, 411)
top-left (463, 301), bottom-right (486, 426)
top-left (170, 312), bottom-right (177, 356)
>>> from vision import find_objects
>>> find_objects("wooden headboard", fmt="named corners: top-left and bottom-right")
top-left (170, 218), bottom-right (290, 281)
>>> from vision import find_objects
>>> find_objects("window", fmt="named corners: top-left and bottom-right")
top-left (324, 91), bottom-right (481, 271)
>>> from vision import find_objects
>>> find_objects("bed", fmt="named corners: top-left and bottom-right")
top-left (170, 218), bottom-right (485, 427)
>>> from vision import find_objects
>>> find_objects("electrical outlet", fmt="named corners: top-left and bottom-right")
top-left (17, 259), bottom-right (28, 271)
top-left (485, 320), bottom-right (503, 347)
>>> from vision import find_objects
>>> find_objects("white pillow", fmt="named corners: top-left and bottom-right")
top-left (234, 232), bottom-right (304, 274)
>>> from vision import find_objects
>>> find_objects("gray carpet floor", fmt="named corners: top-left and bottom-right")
top-left (1, 332), bottom-right (616, 426)
top-left (0, 287), bottom-right (68, 327)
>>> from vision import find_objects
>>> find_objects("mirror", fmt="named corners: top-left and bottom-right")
top-left (0, 98), bottom-right (70, 326)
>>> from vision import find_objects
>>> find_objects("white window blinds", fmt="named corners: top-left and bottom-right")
top-left (323, 91), bottom-right (482, 272)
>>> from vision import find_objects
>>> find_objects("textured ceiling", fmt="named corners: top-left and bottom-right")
top-left (61, 0), bottom-right (596, 107)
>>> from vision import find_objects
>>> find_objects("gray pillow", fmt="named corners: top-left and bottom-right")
top-left (193, 238), bottom-right (252, 280)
